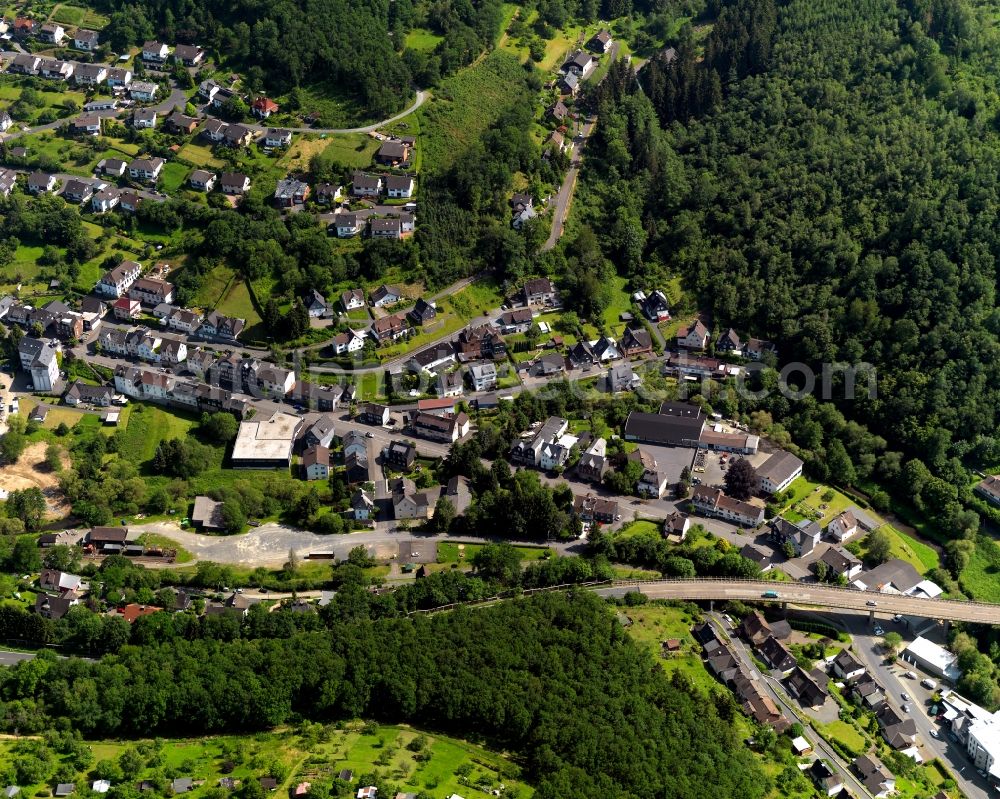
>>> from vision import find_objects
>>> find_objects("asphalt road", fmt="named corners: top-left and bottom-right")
top-left (543, 116), bottom-right (594, 251)
top-left (605, 579), bottom-right (1000, 624)
top-left (849, 616), bottom-right (989, 799)
top-left (0, 650), bottom-right (37, 666)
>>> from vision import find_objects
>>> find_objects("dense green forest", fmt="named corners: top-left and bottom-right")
top-left (0, 593), bottom-right (768, 799)
top-left (577, 0), bottom-right (1000, 535)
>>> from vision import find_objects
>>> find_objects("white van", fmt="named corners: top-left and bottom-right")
top-left (921, 678), bottom-right (938, 690)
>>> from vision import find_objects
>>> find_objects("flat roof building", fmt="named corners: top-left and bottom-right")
top-left (231, 412), bottom-right (302, 468)
top-left (902, 636), bottom-right (962, 682)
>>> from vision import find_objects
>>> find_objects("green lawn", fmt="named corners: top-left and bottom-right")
top-left (117, 404), bottom-right (199, 467)
top-left (817, 719), bottom-right (868, 754)
top-left (159, 160), bottom-right (190, 194)
top-left (178, 141), bottom-right (226, 168)
top-left (858, 525), bottom-right (939, 574)
top-left (436, 542), bottom-right (553, 564)
top-left (405, 28), bottom-right (445, 52)
top-left (616, 520), bottom-right (661, 539)
top-left (310, 133), bottom-right (380, 169)
top-left (960, 536), bottom-right (1000, 602)
top-left (445, 279), bottom-right (506, 320)
top-left (376, 314), bottom-right (467, 361)
top-left (216, 279), bottom-right (261, 322)
top-left (183, 263), bottom-right (237, 310)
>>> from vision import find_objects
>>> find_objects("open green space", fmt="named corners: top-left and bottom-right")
top-left (216, 278), bottom-right (261, 323)
top-left (49, 3), bottom-right (86, 25)
top-left (182, 263), bottom-right (236, 310)
top-left (960, 536), bottom-right (1000, 602)
top-left (445, 279), bottom-right (506, 320)
top-left (307, 133), bottom-right (380, 169)
top-left (177, 142), bottom-right (226, 168)
top-left (404, 28), bottom-right (445, 53)
top-left (436, 541), bottom-right (553, 564)
top-left (0, 724), bottom-right (531, 799)
top-left (117, 404), bottom-right (198, 466)
top-left (816, 719), bottom-right (868, 753)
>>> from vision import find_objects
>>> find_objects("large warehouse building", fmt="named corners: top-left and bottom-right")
top-left (231, 411), bottom-right (302, 468)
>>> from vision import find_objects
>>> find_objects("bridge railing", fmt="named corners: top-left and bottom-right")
top-left (609, 577), bottom-right (1000, 610)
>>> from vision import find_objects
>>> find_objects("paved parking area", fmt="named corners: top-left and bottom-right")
top-left (637, 443), bottom-right (697, 485)
top-left (398, 540), bottom-right (437, 563)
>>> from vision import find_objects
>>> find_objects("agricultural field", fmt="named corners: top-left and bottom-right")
top-left (0, 724), bottom-right (532, 799)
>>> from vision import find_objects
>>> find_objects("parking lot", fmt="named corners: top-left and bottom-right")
top-left (636, 443), bottom-right (697, 485)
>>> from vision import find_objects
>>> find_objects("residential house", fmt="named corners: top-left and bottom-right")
top-left (469, 362), bottom-right (497, 392)
top-left (530, 352), bottom-right (566, 377)
top-left (264, 128), bottom-right (293, 148)
top-left (84, 99), bottom-right (118, 112)
top-left (817, 546), bottom-right (862, 580)
top-left (73, 28), bottom-right (99, 49)
top-left (690, 485), bottom-right (764, 527)
top-left (850, 674), bottom-right (886, 710)
top-left (351, 489), bottom-right (374, 520)
top-left (302, 446), bottom-right (330, 481)
top-left (173, 44), bottom-right (204, 65)
top-left (251, 97), bottom-right (279, 118)
top-left (315, 182), bottom-right (342, 204)
top-left (663, 511), bottom-right (691, 541)
top-left (198, 311), bottom-right (245, 340)
top-left (141, 41), bottom-right (169, 62)
top-left (274, 178), bottom-right (310, 207)
top-left (352, 172), bottom-right (383, 197)
top-left (35, 593), bottom-right (79, 620)
top-left (853, 755), bottom-right (895, 799)
top-left (112, 297), bottom-right (141, 320)
top-left (455, 325), bottom-right (506, 361)
top-left (40, 59), bottom-right (73, 80)
top-left (131, 108), bottom-right (157, 128)
top-left (745, 338), bottom-right (778, 361)
top-left (974, 475), bottom-right (1000, 506)
top-left (621, 326), bottom-right (653, 357)
top-left (738, 611), bottom-right (787, 646)
top-left (91, 188), bottom-right (121, 214)
top-left (223, 124), bottom-right (253, 147)
top-left (827, 509), bottom-right (859, 541)
top-left (677, 320), bottom-right (710, 349)
top-left (547, 100), bottom-right (569, 122)
top-left (12, 17), bottom-right (34, 37)
top-left (73, 63), bottom-right (107, 85)
top-left (129, 277), bottom-right (174, 305)
top-left (410, 411), bottom-right (469, 443)
top-left (127, 157), bottom-right (165, 183)
top-left (97, 260), bottom-right (142, 297)
top-left (437, 371), bottom-right (463, 397)
top-left (256, 365), bottom-right (295, 396)
top-left (201, 119), bottom-right (228, 142)
top-left (637, 466), bottom-right (669, 499)
top-left (756, 450), bottom-right (804, 494)
top-left (9, 53), bottom-right (40, 75)
top-left (575, 440), bottom-right (607, 484)
top-left (768, 517), bottom-right (822, 557)
top-left (384, 440), bottom-right (416, 470)
top-left (831, 649), bottom-right (866, 681)
top-left (758, 635), bottom-right (796, 673)
top-left (574, 494), bottom-right (619, 525)
top-left (588, 30), bottom-right (613, 52)
top-left (370, 217), bottom-right (402, 239)
top-left (877, 704), bottom-right (918, 749)
top-left (341, 288), bottom-right (365, 311)
top-left (17, 336), bottom-right (59, 392)
top-left (786, 666), bottom-right (830, 707)
top-left (331, 329), bottom-right (365, 355)
top-left (716, 328), bottom-right (743, 355)
top-left (545, 129), bottom-right (570, 155)
top-left (189, 169), bottom-right (217, 191)
top-left (565, 50), bottom-right (597, 78)
top-left (342, 430), bottom-right (368, 461)
top-left (372, 313), bottom-right (408, 342)
top-left (65, 381), bottom-right (113, 407)
top-left (305, 289), bottom-right (329, 318)
top-left (510, 416), bottom-right (568, 467)
top-left (159, 338), bottom-right (186, 365)
top-left (220, 172), bottom-right (251, 195)
top-left (27, 171), bottom-right (57, 194)
top-left (166, 308), bottom-right (202, 333)
top-left (129, 81), bottom-right (158, 102)
top-left (384, 174), bottom-right (414, 198)
top-left (119, 191), bottom-right (142, 213)
top-left (808, 761), bottom-right (843, 797)
top-left (71, 114), bottom-right (102, 136)
top-left (376, 139), bottom-right (410, 166)
top-left (521, 277), bottom-right (558, 306)
top-left (391, 478), bottom-right (438, 520)
top-left (408, 298), bottom-right (436, 326)
top-left (333, 212), bottom-right (365, 238)
top-left (740, 543), bottom-right (772, 572)
top-left (98, 157), bottom-right (128, 177)
top-left (607, 362), bottom-right (640, 392)
top-left (107, 68), bottom-right (132, 87)
top-left (38, 22), bottom-right (65, 43)
top-left (165, 111), bottom-right (199, 134)
top-left (371, 284), bottom-right (402, 307)
top-left (360, 403), bottom-right (391, 426)
top-left (198, 79), bottom-right (220, 102)
top-left (496, 308), bottom-right (532, 334)
top-left (303, 415), bottom-right (337, 449)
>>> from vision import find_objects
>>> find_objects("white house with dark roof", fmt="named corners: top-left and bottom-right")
top-left (756, 450), bottom-right (804, 494)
